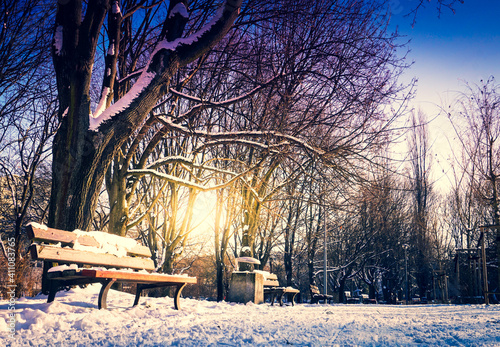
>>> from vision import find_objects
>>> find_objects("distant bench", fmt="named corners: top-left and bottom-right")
top-left (310, 284), bottom-right (333, 304)
top-left (260, 272), bottom-right (300, 306)
top-left (345, 291), bottom-right (376, 304)
top-left (27, 223), bottom-right (196, 310)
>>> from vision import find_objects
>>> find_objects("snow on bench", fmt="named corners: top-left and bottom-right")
top-left (27, 223), bottom-right (196, 310)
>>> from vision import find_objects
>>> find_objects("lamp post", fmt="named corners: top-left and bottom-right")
top-left (403, 244), bottom-right (409, 304)
top-left (323, 212), bottom-right (328, 296)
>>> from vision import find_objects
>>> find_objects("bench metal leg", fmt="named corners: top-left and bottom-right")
top-left (47, 281), bottom-right (59, 303)
top-left (134, 284), bottom-right (144, 307)
top-left (277, 292), bottom-right (285, 306)
top-left (98, 279), bottom-right (116, 309)
top-left (269, 292), bottom-right (276, 306)
top-left (290, 292), bottom-right (298, 306)
top-left (173, 283), bottom-right (187, 310)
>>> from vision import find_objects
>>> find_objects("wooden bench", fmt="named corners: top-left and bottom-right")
top-left (260, 272), bottom-right (300, 306)
top-left (27, 223), bottom-right (197, 310)
top-left (310, 284), bottom-right (333, 304)
top-left (361, 294), bottom-right (377, 304)
top-left (345, 291), bottom-right (359, 304)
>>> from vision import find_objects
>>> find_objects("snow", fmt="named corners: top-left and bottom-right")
top-left (89, 70), bottom-right (155, 131)
top-left (107, 42), bottom-right (115, 56)
top-left (152, 6), bottom-right (224, 55)
top-left (92, 87), bottom-right (110, 119)
top-left (111, 1), bottom-right (121, 15)
top-left (54, 25), bottom-right (63, 55)
top-left (47, 264), bottom-right (78, 273)
top-left (72, 230), bottom-right (138, 257)
top-left (168, 3), bottom-right (189, 19)
top-left (27, 222), bottom-right (47, 231)
top-left (2, 285), bottom-right (500, 346)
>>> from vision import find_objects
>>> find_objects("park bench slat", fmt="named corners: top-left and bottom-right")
top-left (80, 269), bottom-right (198, 284)
top-left (263, 279), bottom-right (280, 287)
top-left (27, 224), bottom-right (152, 257)
top-left (30, 244), bottom-right (156, 271)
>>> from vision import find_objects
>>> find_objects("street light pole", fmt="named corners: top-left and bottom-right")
top-left (403, 244), bottom-right (409, 305)
top-left (480, 231), bottom-right (489, 305)
top-left (324, 212), bottom-right (328, 296)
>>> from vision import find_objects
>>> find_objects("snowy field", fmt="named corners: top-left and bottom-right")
top-left (1, 284), bottom-right (500, 346)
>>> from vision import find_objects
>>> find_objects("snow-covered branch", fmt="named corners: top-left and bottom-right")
top-left (88, 0), bottom-right (243, 132)
top-left (128, 167), bottom-right (251, 193)
top-left (156, 115), bottom-right (328, 158)
top-left (169, 74), bottom-right (280, 107)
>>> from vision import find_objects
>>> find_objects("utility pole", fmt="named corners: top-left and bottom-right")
top-left (480, 230), bottom-right (489, 305)
top-left (479, 225), bottom-right (499, 305)
top-left (403, 244), bottom-right (409, 305)
top-left (324, 210), bottom-right (328, 296)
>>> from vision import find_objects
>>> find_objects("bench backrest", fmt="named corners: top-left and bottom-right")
top-left (253, 270), bottom-right (279, 287)
top-left (27, 223), bottom-right (155, 271)
top-left (310, 284), bottom-right (321, 295)
top-left (263, 273), bottom-right (279, 287)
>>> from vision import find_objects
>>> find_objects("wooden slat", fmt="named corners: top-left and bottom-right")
top-left (80, 269), bottom-right (197, 284)
top-left (27, 224), bottom-right (99, 247)
top-left (27, 224), bottom-right (152, 257)
top-left (266, 273), bottom-right (278, 280)
top-left (263, 279), bottom-right (280, 287)
top-left (124, 244), bottom-right (153, 258)
top-left (30, 245), bottom-right (155, 271)
top-left (282, 288), bottom-right (300, 294)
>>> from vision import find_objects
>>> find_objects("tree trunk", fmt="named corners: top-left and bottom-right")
top-left (338, 277), bottom-right (346, 304)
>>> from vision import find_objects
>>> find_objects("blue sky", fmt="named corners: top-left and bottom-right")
top-left (392, 0), bottom-right (500, 109)
top-left (388, 1), bottom-right (500, 190)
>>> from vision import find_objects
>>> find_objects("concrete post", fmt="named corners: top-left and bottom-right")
top-left (227, 271), bottom-right (264, 304)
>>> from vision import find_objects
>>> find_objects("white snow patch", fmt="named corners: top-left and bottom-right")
top-left (47, 264), bottom-right (78, 273)
top-left (27, 222), bottom-right (48, 230)
top-left (107, 42), bottom-right (115, 56)
top-left (54, 25), bottom-right (63, 55)
top-left (72, 230), bottom-right (138, 257)
top-left (2, 285), bottom-right (500, 346)
top-left (111, 1), bottom-right (121, 15)
top-left (152, 6), bottom-right (224, 55)
top-left (92, 87), bottom-right (110, 119)
top-left (168, 3), bottom-right (189, 19)
top-left (89, 71), bottom-right (155, 131)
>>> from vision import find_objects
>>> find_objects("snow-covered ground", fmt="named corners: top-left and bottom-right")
top-left (1, 284), bottom-right (500, 346)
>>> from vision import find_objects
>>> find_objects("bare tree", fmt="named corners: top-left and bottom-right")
top-left (407, 110), bottom-right (441, 299)
top-left (48, 0), bottom-right (243, 232)
top-left (448, 78), bottom-right (500, 298)
top-left (0, 0), bottom-right (57, 297)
